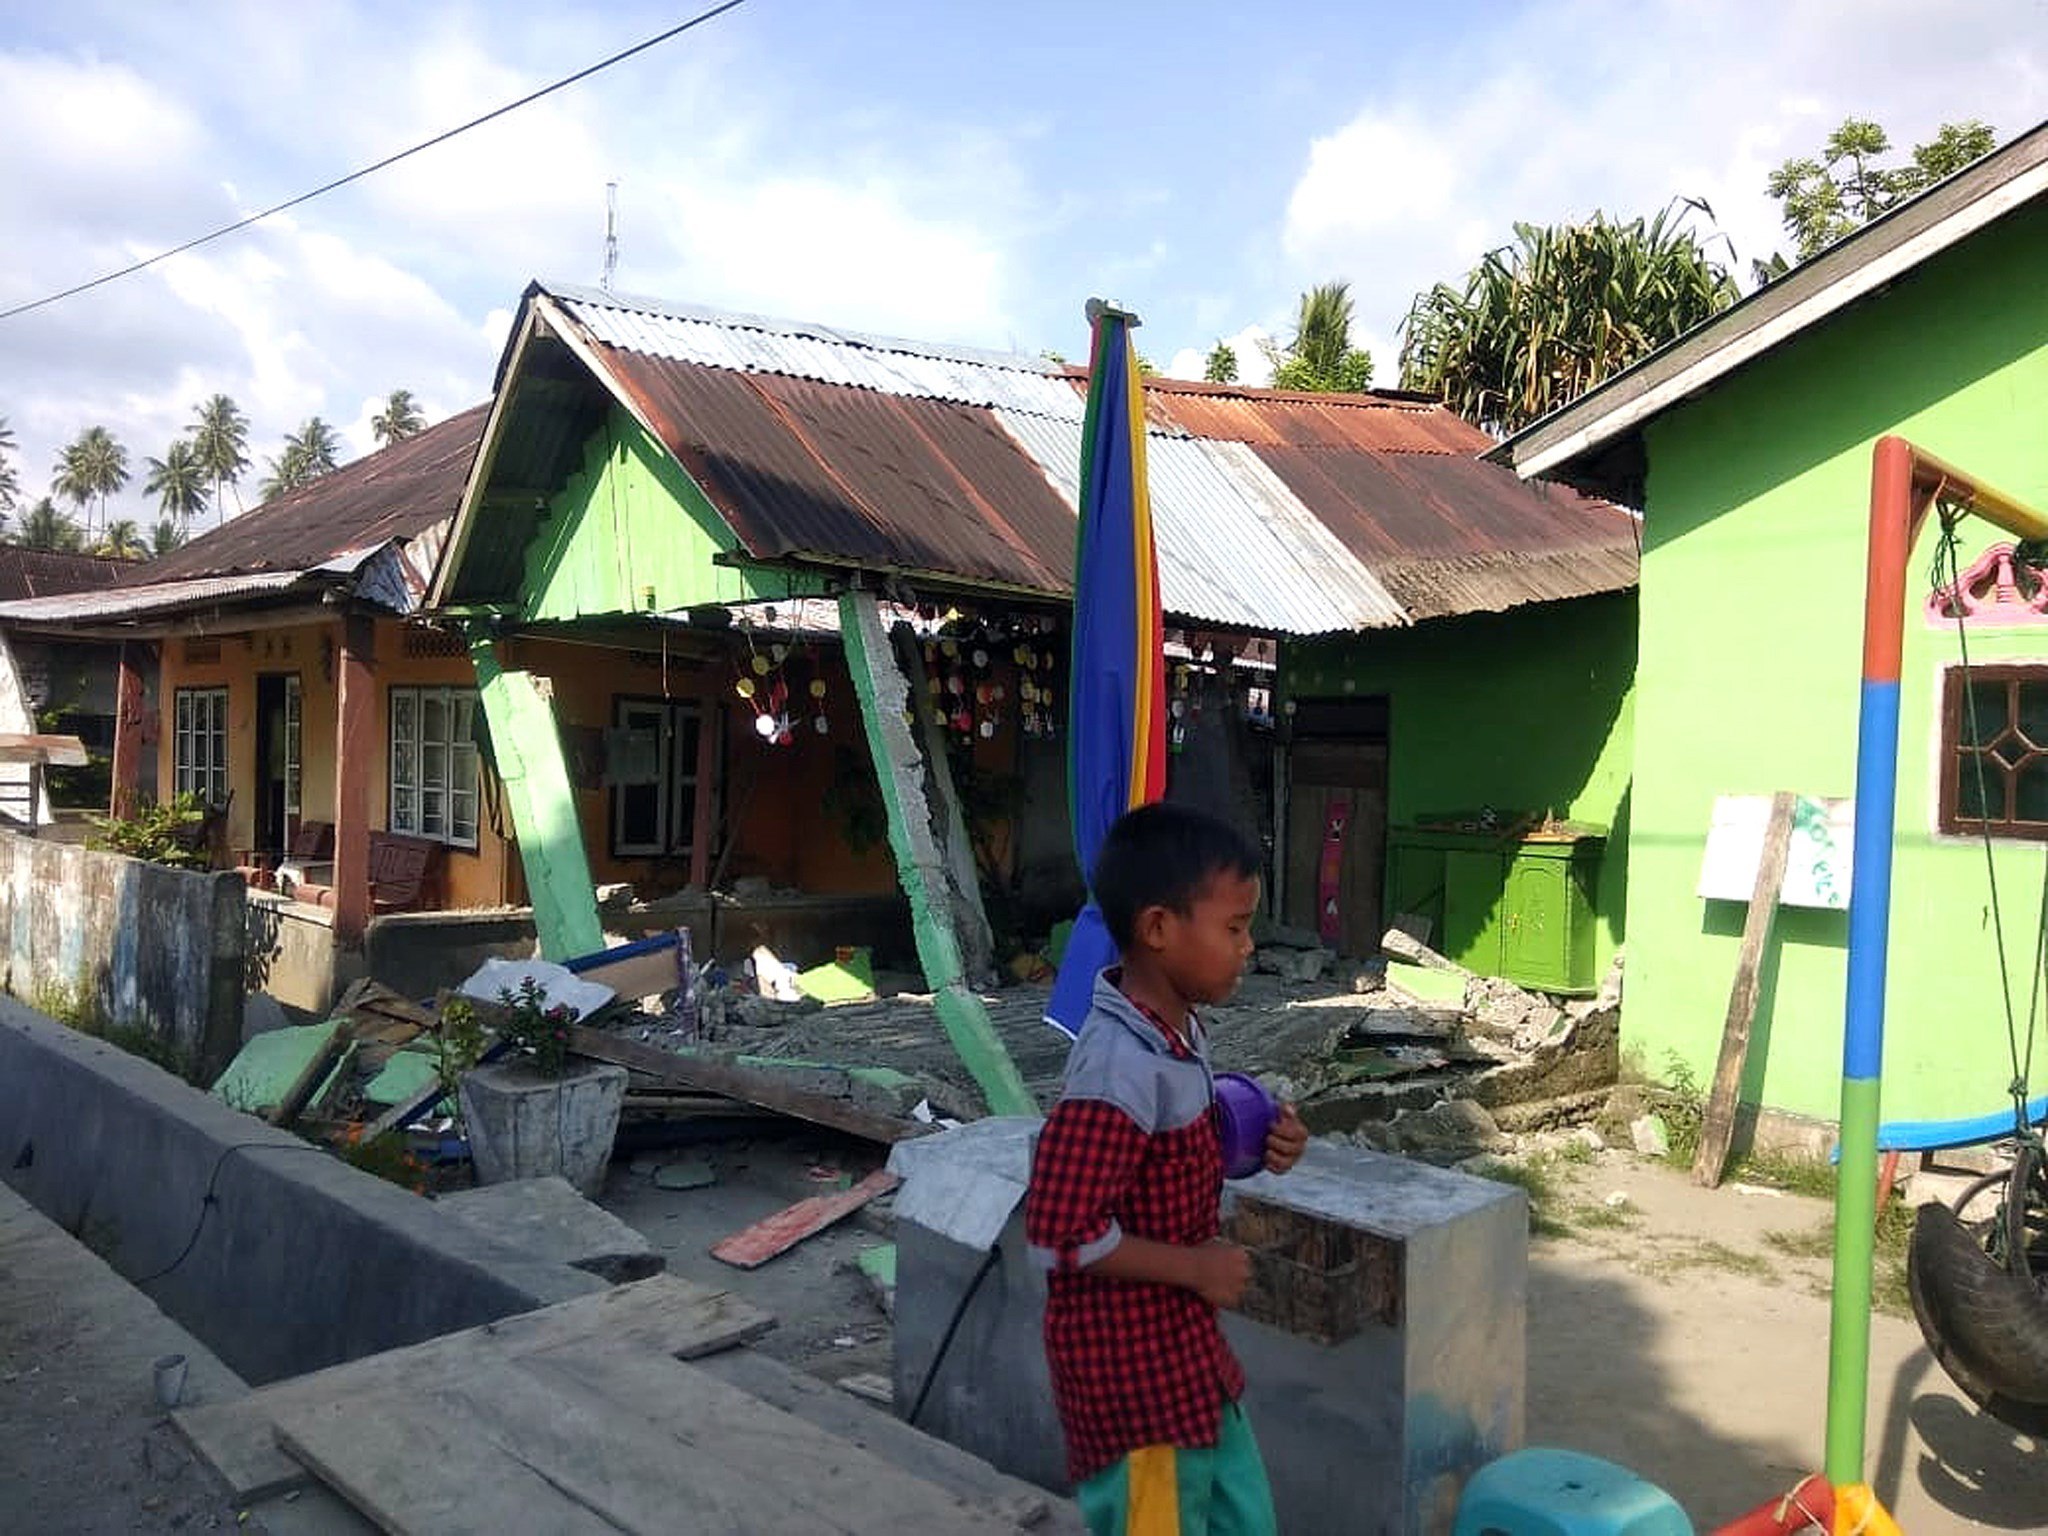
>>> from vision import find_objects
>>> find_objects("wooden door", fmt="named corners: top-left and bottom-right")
top-left (1284, 740), bottom-right (1388, 957)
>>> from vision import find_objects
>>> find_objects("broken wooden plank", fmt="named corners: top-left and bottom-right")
top-left (568, 1026), bottom-right (927, 1145)
top-left (174, 1274), bottom-right (773, 1502)
top-left (270, 1348), bottom-right (1030, 1534)
top-left (697, 1350), bottom-right (1082, 1531)
top-left (1694, 790), bottom-right (1798, 1189)
top-left (713, 1169), bottom-right (899, 1270)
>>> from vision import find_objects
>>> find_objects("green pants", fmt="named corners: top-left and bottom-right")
top-left (1075, 1401), bottom-right (1277, 1536)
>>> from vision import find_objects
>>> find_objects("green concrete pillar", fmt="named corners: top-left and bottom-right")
top-left (468, 637), bottom-right (605, 961)
top-left (839, 591), bottom-right (1033, 1116)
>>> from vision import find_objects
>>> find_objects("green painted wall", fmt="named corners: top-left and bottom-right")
top-left (1282, 589), bottom-right (1638, 966)
top-left (522, 406), bottom-right (821, 622)
top-left (1630, 196), bottom-right (2048, 1124)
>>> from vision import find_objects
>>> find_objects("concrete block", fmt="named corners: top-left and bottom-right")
top-left (436, 1176), bottom-right (662, 1283)
top-left (459, 1058), bottom-right (628, 1199)
top-left (1386, 959), bottom-right (1468, 1007)
top-left (891, 1120), bottom-right (1526, 1532)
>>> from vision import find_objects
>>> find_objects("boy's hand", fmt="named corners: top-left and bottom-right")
top-left (1188, 1239), bottom-right (1253, 1309)
top-left (1264, 1103), bottom-right (1308, 1174)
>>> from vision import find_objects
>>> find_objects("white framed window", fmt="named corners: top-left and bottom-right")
top-left (283, 676), bottom-right (302, 821)
top-left (173, 687), bottom-right (229, 806)
top-left (609, 697), bottom-right (704, 859)
top-left (389, 686), bottom-right (480, 849)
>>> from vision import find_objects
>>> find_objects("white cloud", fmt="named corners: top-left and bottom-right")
top-left (1164, 325), bottom-right (1277, 387)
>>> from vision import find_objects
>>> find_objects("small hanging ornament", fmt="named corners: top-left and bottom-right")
top-left (809, 678), bottom-right (827, 700)
top-left (751, 653), bottom-right (772, 676)
top-left (735, 676), bottom-right (757, 700)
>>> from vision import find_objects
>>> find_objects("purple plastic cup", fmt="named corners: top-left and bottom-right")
top-left (1214, 1072), bottom-right (1278, 1180)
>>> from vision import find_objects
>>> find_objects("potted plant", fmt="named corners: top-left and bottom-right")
top-left (455, 978), bottom-right (627, 1198)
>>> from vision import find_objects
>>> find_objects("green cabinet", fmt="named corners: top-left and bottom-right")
top-left (1386, 824), bottom-right (1604, 994)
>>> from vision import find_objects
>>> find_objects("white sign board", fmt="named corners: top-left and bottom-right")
top-left (1697, 794), bottom-right (1853, 911)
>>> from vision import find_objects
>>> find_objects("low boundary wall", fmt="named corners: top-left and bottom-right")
top-left (0, 828), bottom-right (244, 1080)
top-left (0, 998), bottom-right (603, 1385)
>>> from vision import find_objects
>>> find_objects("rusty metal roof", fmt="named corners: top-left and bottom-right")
top-left (0, 547), bottom-right (139, 602)
top-left (130, 405), bottom-right (487, 587)
top-left (445, 283), bottom-right (1636, 633)
top-left (0, 571), bottom-right (306, 625)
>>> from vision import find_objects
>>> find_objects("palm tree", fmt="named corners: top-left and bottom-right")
top-left (97, 519), bottom-right (146, 560)
top-left (371, 389), bottom-right (426, 447)
top-left (0, 416), bottom-right (19, 517)
top-left (143, 439), bottom-right (211, 530)
top-left (150, 518), bottom-right (187, 557)
top-left (1269, 281), bottom-right (1374, 393)
top-left (1398, 203), bottom-right (1739, 435)
top-left (189, 394), bottom-right (250, 524)
top-left (258, 443), bottom-right (312, 503)
top-left (50, 425), bottom-right (130, 539)
top-left (258, 418), bottom-right (343, 503)
top-left (17, 497), bottom-right (83, 552)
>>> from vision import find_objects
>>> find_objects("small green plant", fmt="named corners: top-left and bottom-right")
top-left (86, 793), bottom-right (207, 869)
top-left (1473, 1153), bottom-right (1575, 1237)
top-left (496, 977), bottom-right (574, 1077)
top-left (338, 1122), bottom-right (427, 1194)
top-left (1653, 1053), bottom-right (1705, 1168)
top-left (434, 996), bottom-right (488, 1136)
top-left (1729, 1147), bottom-right (1837, 1200)
top-left (33, 975), bottom-right (191, 1077)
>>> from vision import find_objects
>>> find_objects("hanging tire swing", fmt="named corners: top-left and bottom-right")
top-left (1903, 518), bottom-right (2048, 1437)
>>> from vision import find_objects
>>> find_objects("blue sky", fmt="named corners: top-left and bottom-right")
top-left (2, 0), bottom-right (2043, 529)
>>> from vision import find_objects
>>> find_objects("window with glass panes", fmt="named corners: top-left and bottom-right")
top-left (389, 686), bottom-right (480, 848)
top-left (609, 698), bottom-right (704, 858)
top-left (173, 688), bottom-right (230, 806)
top-left (1940, 665), bottom-right (2048, 842)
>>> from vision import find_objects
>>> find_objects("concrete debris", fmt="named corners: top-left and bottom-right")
top-left (436, 1175), bottom-right (662, 1282)
top-left (1253, 916), bottom-right (1326, 951)
top-left (1349, 1098), bottom-right (1509, 1166)
top-left (1255, 945), bottom-right (1333, 984)
top-left (653, 1158), bottom-right (717, 1191)
top-left (1630, 1114), bottom-right (1672, 1158)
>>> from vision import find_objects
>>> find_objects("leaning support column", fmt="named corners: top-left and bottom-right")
top-left (332, 615), bottom-right (375, 947)
top-left (109, 640), bottom-right (154, 820)
top-left (468, 635), bottom-right (604, 961)
top-left (891, 622), bottom-right (998, 986)
top-left (840, 590), bottom-right (1033, 1116)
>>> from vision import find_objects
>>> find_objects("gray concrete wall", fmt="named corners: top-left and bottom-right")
top-left (0, 827), bottom-right (244, 1080)
top-left (0, 998), bottom-right (602, 1386)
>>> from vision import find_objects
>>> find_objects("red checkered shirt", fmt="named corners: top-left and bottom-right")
top-left (1025, 988), bottom-right (1243, 1482)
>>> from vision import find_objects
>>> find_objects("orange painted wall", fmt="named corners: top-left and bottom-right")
top-left (155, 617), bottom-right (516, 909)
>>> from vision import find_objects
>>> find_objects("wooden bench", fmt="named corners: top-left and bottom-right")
top-left (292, 829), bottom-right (442, 913)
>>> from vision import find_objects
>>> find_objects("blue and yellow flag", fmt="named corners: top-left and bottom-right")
top-left (1046, 299), bottom-right (1166, 1036)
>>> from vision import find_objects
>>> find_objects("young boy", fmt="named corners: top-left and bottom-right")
top-left (1026, 801), bottom-right (1308, 1536)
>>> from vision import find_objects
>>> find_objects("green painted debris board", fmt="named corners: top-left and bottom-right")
top-left (856, 1243), bottom-right (897, 1289)
top-left (212, 1025), bottom-right (347, 1115)
top-left (796, 948), bottom-right (877, 1004)
top-left (1385, 959), bottom-right (1468, 1006)
top-left (470, 639), bottom-right (605, 961)
top-left (364, 1048), bottom-right (443, 1109)
top-left (309, 1042), bottom-right (359, 1113)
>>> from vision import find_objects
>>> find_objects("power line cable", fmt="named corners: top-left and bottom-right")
top-left (0, 0), bottom-right (751, 324)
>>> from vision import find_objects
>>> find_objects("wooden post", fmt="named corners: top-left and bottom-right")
top-left (689, 687), bottom-right (718, 890)
top-left (332, 615), bottom-right (375, 947)
top-left (109, 641), bottom-right (153, 820)
top-left (1693, 790), bottom-right (1798, 1187)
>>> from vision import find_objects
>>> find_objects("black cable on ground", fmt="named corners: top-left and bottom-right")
top-left (908, 1242), bottom-right (1002, 1427)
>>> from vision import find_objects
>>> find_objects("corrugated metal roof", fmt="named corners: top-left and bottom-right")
top-left (546, 284), bottom-right (1084, 420)
top-left (1137, 379), bottom-right (1491, 454)
top-left (604, 354), bottom-right (1072, 593)
top-left (0, 571), bottom-right (305, 625)
top-left (996, 412), bottom-right (1406, 633)
top-left (0, 548), bottom-right (139, 602)
top-left (131, 405), bottom-right (485, 586)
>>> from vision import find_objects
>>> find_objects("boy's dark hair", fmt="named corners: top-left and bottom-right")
top-left (1093, 801), bottom-right (1260, 949)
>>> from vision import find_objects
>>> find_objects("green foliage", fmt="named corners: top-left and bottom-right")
top-left (16, 496), bottom-right (83, 552)
top-left (1203, 341), bottom-right (1239, 384)
top-left (96, 519), bottom-right (145, 559)
top-left (434, 996), bottom-right (488, 1126)
top-left (496, 976), bottom-right (575, 1078)
top-left (86, 793), bottom-right (208, 869)
top-left (189, 394), bottom-right (250, 520)
top-left (1267, 281), bottom-right (1374, 394)
top-left (259, 417), bottom-right (343, 501)
top-left (1399, 203), bottom-right (1738, 433)
top-left (1767, 117), bottom-right (1998, 262)
top-left (372, 389), bottom-right (427, 447)
top-left (33, 975), bottom-right (191, 1078)
top-left (143, 438), bottom-right (211, 526)
top-left (338, 1124), bottom-right (428, 1193)
top-left (0, 415), bottom-right (17, 517)
top-left (150, 518), bottom-right (187, 556)
top-left (1653, 1053), bottom-right (1705, 1168)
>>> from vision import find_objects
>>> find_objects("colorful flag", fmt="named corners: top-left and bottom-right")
top-left (1046, 300), bottom-right (1166, 1036)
